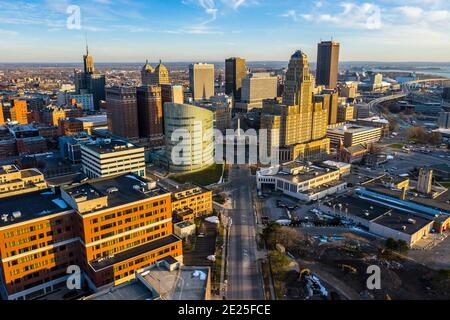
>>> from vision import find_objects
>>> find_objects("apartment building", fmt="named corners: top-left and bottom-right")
top-left (0, 165), bottom-right (47, 198)
top-left (164, 183), bottom-right (213, 218)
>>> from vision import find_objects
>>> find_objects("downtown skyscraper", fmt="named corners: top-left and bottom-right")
top-left (316, 41), bottom-right (340, 89)
top-left (74, 46), bottom-right (106, 110)
top-left (225, 57), bottom-right (247, 101)
top-left (261, 50), bottom-right (330, 162)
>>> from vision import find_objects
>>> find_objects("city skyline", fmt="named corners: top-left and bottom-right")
top-left (0, 0), bottom-right (450, 63)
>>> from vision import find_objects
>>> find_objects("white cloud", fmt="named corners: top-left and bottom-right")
top-left (281, 2), bottom-right (383, 30)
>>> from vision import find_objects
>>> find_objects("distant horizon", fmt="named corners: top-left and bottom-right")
top-left (2, 60), bottom-right (450, 65)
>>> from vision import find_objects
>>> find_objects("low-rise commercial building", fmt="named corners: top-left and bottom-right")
top-left (321, 196), bottom-right (434, 246)
top-left (81, 139), bottom-right (146, 178)
top-left (327, 124), bottom-right (382, 148)
top-left (257, 161), bottom-right (350, 201)
top-left (0, 165), bottom-right (47, 198)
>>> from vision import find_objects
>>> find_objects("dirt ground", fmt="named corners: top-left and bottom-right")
top-left (280, 232), bottom-right (450, 300)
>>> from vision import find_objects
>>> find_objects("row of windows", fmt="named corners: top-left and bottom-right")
top-left (5, 226), bottom-right (71, 249)
top-left (91, 216), bottom-right (168, 243)
top-left (95, 230), bottom-right (167, 260)
top-left (8, 243), bottom-right (72, 266)
top-left (3, 219), bottom-right (64, 239)
top-left (93, 223), bottom-right (167, 252)
top-left (90, 201), bottom-right (167, 225)
top-left (113, 244), bottom-right (179, 279)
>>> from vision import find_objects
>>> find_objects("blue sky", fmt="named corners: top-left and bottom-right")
top-left (0, 0), bottom-right (449, 62)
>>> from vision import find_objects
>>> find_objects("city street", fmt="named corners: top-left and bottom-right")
top-left (225, 165), bottom-right (264, 300)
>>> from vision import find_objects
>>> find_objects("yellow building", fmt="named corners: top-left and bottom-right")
top-left (337, 104), bottom-right (355, 122)
top-left (0, 165), bottom-right (47, 198)
top-left (169, 183), bottom-right (213, 218)
top-left (260, 51), bottom-right (330, 162)
top-left (141, 60), bottom-right (170, 86)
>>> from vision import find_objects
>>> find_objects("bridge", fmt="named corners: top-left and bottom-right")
top-left (401, 77), bottom-right (450, 93)
top-left (366, 78), bottom-right (450, 114)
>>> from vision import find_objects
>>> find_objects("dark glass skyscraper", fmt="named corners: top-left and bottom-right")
top-left (225, 57), bottom-right (246, 101)
top-left (316, 41), bottom-right (340, 89)
top-left (74, 46), bottom-right (106, 110)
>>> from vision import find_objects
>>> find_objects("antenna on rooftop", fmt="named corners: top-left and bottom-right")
top-left (85, 31), bottom-right (89, 54)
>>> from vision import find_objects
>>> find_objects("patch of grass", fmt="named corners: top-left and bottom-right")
top-left (213, 193), bottom-right (226, 204)
top-left (250, 165), bottom-right (258, 175)
top-left (172, 163), bottom-right (224, 186)
top-left (388, 143), bottom-right (404, 149)
top-left (438, 181), bottom-right (450, 188)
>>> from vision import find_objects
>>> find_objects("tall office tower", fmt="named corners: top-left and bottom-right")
top-left (164, 103), bottom-right (214, 173)
top-left (438, 112), bottom-right (450, 129)
top-left (314, 90), bottom-right (338, 125)
top-left (189, 63), bottom-right (215, 101)
top-left (141, 60), bottom-right (154, 86)
top-left (83, 45), bottom-right (95, 73)
top-left (282, 50), bottom-right (313, 109)
top-left (141, 60), bottom-right (170, 86)
top-left (235, 73), bottom-right (278, 112)
top-left (74, 46), bottom-right (106, 110)
top-left (137, 85), bottom-right (164, 145)
top-left (316, 41), bottom-right (340, 89)
top-left (261, 50), bottom-right (330, 162)
top-left (417, 168), bottom-right (433, 195)
top-left (106, 86), bottom-right (139, 139)
top-left (225, 57), bottom-right (246, 100)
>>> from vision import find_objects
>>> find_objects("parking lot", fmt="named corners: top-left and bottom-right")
top-left (258, 192), bottom-right (340, 224)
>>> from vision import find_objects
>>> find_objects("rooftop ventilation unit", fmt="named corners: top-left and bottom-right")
top-left (407, 218), bottom-right (416, 224)
top-left (1, 214), bottom-right (8, 222)
top-left (402, 225), bottom-right (407, 231)
top-left (107, 187), bottom-right (119, 194)
top-left (12, 211), bottom-right (21, 219)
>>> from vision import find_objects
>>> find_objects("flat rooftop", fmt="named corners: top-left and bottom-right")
top-left (327, 124), bottom-right (379, 135)
top-left (20, 168), bottom-right (43, 178)
top-left (83, 139), bottom-right (142, 154)
top-left (89, 234), bottom-right (181, 271)
top-left (64, 174), bottom-right (168, 214)
top-left (327, 196), bottom-right (390, 221)
top-left (142, 265), bottom-right (209, 300)
top-left (364, 181), bottom-right (450, 214)
top-left (0, 189), bottom-right (70, 227)
top-left (157, 181), bottom-right (208, 200)
top-left (372, 210), bottom-right (433, 235)
top-left (87, 280), bottom-right (158, 300)
top-left (276, 165), bottom-right (335, 184)
top-left (75, 114), bottom-right (107, 124)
